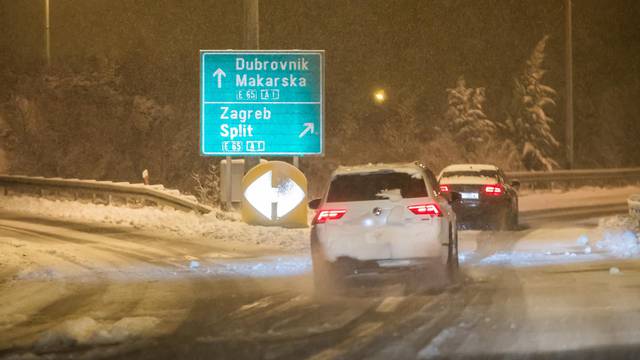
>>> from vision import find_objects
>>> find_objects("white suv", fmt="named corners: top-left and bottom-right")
top-left (309, 162), bottom-right (459, 292)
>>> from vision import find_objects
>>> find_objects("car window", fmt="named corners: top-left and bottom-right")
top-left (424, 169), bottom-right (439, 196)
top-left (326, 172), bottom-right (429, 202)
top-left (498, 170), bottom-right (507, 183)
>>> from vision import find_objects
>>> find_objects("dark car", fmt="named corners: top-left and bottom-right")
top-left (437, 164), bottom-right (519, 230)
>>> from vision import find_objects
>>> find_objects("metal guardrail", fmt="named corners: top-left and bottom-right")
top-left (2, 168), bottom-right (639, 216)
top-left (506, 168), bottom-right (640, 184)
top-left (0, 175), bottom-right (212, 214)
top-left (629, 194), bottom-right (640, 219)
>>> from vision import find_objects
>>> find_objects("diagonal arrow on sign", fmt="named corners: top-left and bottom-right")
top-left (298, 123), bottom-right (314, 138)
top-left (243, 171), bottom-right (305, 220)
top-left (213, 68), bottom-right (226, 89)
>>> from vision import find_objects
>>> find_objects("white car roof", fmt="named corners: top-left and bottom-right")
top-left (438, 164), bottom-right (501, 184)
top-left (333, 162), bottom-right (425, 178)
top-left (440, 164), bottom-right (499, 173)
top-left (439, 176), bottom-right (498, 185)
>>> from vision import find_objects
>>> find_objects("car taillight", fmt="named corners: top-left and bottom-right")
top-left (312, 209), bottom-right (347, 224)
top-left (407, 203), bottom-right (442, 217)
top-left (483, 184), bottom-right (504, 196)
top-left (439, 184), bottom-right (450, 193)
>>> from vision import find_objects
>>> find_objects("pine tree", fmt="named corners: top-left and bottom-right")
top-left (504, 35), bottom-right (559, 171)
top-left (445, 76), bottom-right (496, 152)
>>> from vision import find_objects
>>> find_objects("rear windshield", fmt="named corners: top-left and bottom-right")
top-left (326, 172), bottom-right (428, 202)
top-left (441, 170), bottom-right (498, 179)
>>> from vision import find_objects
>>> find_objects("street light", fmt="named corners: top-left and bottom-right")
top-left (373, 89), bottom-right (386, 104)
top-left (45, 0), bottom-right (50, 67)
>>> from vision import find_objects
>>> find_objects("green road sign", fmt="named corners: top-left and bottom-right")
top-left (200, 50), bottom-right (324, 156)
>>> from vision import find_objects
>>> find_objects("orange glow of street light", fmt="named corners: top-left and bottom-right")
top-left (373, 89), bottom-right (386, 103)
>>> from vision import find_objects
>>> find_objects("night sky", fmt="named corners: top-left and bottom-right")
top-left (1, 0), bottom-right (639, 167)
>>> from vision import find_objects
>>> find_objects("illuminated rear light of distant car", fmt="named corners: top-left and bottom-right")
top-left (312, 209), bottom-right (347, 224)
top-left (407, 203), bottom-right (443, 217)
top-left (439, 184), bottom-right (450, 193)
top-left (483, 184), bottom-right (504, 196)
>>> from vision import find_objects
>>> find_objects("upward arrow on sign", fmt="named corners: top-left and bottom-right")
top-left (213, 68), bottom-right (226, 89)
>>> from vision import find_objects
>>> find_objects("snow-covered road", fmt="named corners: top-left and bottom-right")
top-left (1, 186), bottom-right (640, 359)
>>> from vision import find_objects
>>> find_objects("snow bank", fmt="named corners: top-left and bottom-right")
top-left (34, 316), bottom-right (160, 351)
top-left (595, 215), bottom-right (640, 258)
top-left (209, 255), bottom-right (311, 277)
top-left (0, 196), bottom-right (309, 251)
top-left (472, 215), bottom-right (640, 266)
top-left (519, 185), bottom-right (640, 212)
top-left (418, 327), bottom-right (456, 358)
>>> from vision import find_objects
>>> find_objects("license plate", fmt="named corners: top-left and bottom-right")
top-left (460, 192), bottom-right (479, 200)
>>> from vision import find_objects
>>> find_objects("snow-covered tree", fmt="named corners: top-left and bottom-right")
top-left (192, 163), bottom-right (220, 207)
top-left (504, 35), bottom-right (559, 171)
top-left (445, 76), bottom-right (496, 152)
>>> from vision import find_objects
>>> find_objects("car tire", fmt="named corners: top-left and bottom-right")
top-left (494, 209), bottom-right (509, 231)
top-left (509, 208), bottom-right (519, 230)
top-left (446, 224), bottom-right (460, 282)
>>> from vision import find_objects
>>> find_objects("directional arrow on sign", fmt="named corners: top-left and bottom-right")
top-left (298, 123), bottom-right (314, 138)
top-left (213, 68), bottom-right (226, 89)
top-left (243, 171), bottom-right (305, 220)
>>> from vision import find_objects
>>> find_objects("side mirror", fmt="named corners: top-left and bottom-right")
top-left (510, 180), bottom-right (521, 190)
top-left (449, 191), bottom-right (462, 204)
top-left (308, 198), bottom-right (322, 210)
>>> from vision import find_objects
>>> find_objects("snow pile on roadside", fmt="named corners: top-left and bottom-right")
top-left (599, 214), bottom-right (640, 231)
top-left (519, 185), bottom-right (640, 212)
top-left (34, 316), bottom-right (160, 352)
top-left (418, 327), bottom-right (456, 358)
top-left (0, 196), bottom-right (309, 251)
top-left (595, 215), bottom-right (640, 258)
top-left (211, 255), bottom-right (311, 277)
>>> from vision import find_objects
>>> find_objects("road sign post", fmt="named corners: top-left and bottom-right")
top-left (200, 50), bottom-right (324, 157)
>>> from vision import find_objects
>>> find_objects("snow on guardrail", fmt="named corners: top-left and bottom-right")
top-left (506, 167), bottom-right (640, 184)
top-left (0, 174), bottom-right (212, 214)
top-left (629, 194), bottom-right (640, 219)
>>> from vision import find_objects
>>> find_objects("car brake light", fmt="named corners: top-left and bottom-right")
top-left (439, 184), bottom-right (450, 193)
top-left (483, 184), bottom-right (504, 196)
top-left (407, 203), bottom-right (442, 217)
top-left (312, 209), bottom-right (347, 224)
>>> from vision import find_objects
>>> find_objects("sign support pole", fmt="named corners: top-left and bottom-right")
top-left (244, 0), bottom-right (261, 174)
top-left (565, 0), bottom-right (574, 169)
top-left (44, 0), bottom-right (50, 67)
top-left (293, 156), bottom-right (299, 169)
top-left (225, 156), bottom-right (232, 209)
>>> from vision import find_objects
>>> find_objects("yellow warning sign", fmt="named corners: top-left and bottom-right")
top-left (241, 161), bottom-right (308, 228)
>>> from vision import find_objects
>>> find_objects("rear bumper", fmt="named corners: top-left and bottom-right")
top-left (311, 224), bottom-right (449, 269)
top-left (311, 221), bottom-right (448, 263)
top-left (326, 256), bottom-right (443, 276)
top-left (453, 202), bottom-right (509, 225)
